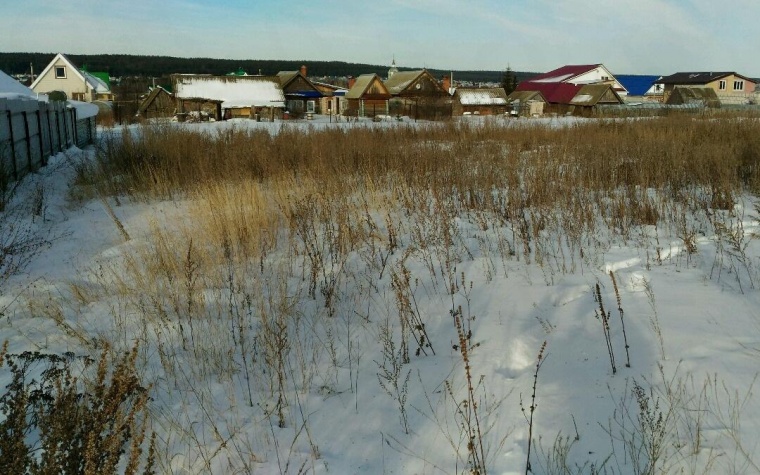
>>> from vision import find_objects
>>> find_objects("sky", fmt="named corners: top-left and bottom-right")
top-left (2, 0), bottom-right (759, 77)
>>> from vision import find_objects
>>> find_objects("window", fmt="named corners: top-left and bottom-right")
top-left (719, 80), bottom-right (727, 90)
top-left (55, 66), bottom-right (66, 78)
top-left (306, 100), bottom-right (316, 113)
top-left (734, 80), bottom-right (744, 91)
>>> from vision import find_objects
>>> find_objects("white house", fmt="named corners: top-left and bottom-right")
top-left (30, 53), bottom-right (114, 102)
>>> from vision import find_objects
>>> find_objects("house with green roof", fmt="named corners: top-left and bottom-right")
top-left (30, 53), bottom-right (114, 102)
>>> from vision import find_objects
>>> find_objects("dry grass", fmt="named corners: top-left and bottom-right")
top-left (37, 114), bottom-right (760, 471)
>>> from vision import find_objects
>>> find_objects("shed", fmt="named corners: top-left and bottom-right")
top-left (172, 74), bottom-right (285, 121)
top-left (453, 88), bottom-right (509, 116)
top-left (665, 86), bottom-right (721, 108)
top-left (506, 90), bottom-right (547, 116)
top-left (136, 86), bottom-right (175, 119)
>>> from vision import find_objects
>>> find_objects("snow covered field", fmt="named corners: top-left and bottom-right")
top-left (2, 115), bottom-right (760, 474)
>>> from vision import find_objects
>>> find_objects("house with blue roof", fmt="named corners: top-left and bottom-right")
top-left (277, 65), bottom-right (323, 116)
top-left (615, 75), bottom-right (662, 99)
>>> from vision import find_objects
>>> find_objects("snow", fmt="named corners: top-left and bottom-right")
top-left (0, 69), bottom-right (38, 98)
top-left (68, 100), bottom-right (99, 119)
top-left (2, 116), bottom-right (760, 474)
top-left (571, 93), bottom-right (594, 103)
top-left (458, 89), bottom-right (508, 105)
top-left (174, 75), bottom-right (286, 108)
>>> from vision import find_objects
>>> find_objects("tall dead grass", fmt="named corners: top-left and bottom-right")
top-left (59, 114), bottom-right (760, 471)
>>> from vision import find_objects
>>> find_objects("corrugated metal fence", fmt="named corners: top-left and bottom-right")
top-left (0, 98), bottom-right (96, 183)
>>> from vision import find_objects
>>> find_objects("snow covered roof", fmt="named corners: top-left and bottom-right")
top-left (68, 100), bottom-right (99, 119)
top-left (173, 75), bottom-right (285, 108)
top-left (455, 87), bottom-right (508, 106)
top-left (0, 69), bottom-right (38, 99)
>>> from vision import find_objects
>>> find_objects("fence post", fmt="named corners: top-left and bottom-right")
top-left (36, 109), bottom-right (45, 167)
top-left (6, 110), bottom-right (18, 180)
top-left (23, 111), bottom-right (32, 173)
top-left (45, 107), bottom-right (53, 159)
top-left (55, 108), bottom-right (62, 152)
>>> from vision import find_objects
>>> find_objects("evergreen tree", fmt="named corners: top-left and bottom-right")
top-left (501, 65), bottom-right (518, 95)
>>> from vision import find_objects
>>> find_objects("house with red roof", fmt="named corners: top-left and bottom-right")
top-left (515, 64), bottom-right (626, 115)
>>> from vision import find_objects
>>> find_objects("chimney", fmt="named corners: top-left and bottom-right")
top-left (300, 65), bottom-right (307, 77)
top-left (442, 75), bottom-right (451, 94)
top-left (347, 75), bottom-right (356, 89)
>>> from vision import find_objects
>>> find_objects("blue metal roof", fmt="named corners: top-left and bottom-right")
top-left (286, 91), bottom-right (323, 98)
top-left (616, 75), bottom-right (660, 96)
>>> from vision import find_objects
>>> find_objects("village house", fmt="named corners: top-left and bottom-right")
top-left (276, 66), bottom-right (323, 117)
top-left (344, 74), bottom-right (391, 118)
top-left (655, 72), bottom-right (757, 105)
top-left (383, 64), bottom-right (450, 120)
top-left (171, 74), bottom-right (285, 121)
top-left (615, 75), bottom-right (663, 102)
top-left (515, 64), bottom-right (625, 114)
top-left (30, 53), bottom-right (114, 102)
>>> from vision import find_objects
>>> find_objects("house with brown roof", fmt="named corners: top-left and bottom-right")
top-left (277, 65), bottom-right (323, 116)
top-left (506, 90), bottom-right (547, 116)
top-left (452, 88), bottom-right (509, 116)
top-left (137, 86), bottom-right (175, 120)
top-left (655, 72), bottom-right (757, 105)
top-left (515, 64), bottom-right (625, 114)
top-left (384, 69), bottom-right (450, 119)
top-left (665, 86), bottom-right (721, 108)
top-left (344, 74), bottom-right (391, 118)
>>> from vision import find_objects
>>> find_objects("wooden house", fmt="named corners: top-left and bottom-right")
top-left (172, 74), bottom-right (285, 121)
top-left (30, 53), bottom-right (114, 102)
top-left (567, 84), bottom-right (624, 115)
top-left (452, 88), bottom-right (509, 116)
top-left (656, 72), bottom-right (756, 105)
top-left (344, 74), bottom-right (391, 118)
top-left (136, 86), bottom-right (175, 119)
top-left (277, 66), bottom-right (323, 116)
top-left (384, 69), bottom-right (450, 119)
top-left (515, 64), bottom-right (625, 115)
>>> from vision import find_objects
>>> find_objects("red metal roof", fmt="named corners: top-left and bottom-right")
top-left (515, 81), bottom-right (582, 104)
top-left (515, 64), bottom-right (605, 104)
top-left (524, 64), bottom-right (602, 83)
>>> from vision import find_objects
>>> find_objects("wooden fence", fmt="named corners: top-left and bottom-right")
top-left (0, 98), bottom-right (96, 184)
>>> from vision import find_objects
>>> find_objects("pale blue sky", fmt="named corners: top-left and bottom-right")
top-left (2, 0), bottom-right (758, 76)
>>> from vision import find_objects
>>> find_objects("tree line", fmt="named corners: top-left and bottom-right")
top-left (0, 52), bottom-right (535, 84)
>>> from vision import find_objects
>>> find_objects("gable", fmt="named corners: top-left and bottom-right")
top-left (346, 74), bottom-right (391, 99)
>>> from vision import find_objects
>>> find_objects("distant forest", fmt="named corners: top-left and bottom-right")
top-left (0, 52), bottom-right (537, 84)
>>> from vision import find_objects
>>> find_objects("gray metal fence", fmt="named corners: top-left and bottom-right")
top-left (0, 98), bottom-right (96, 183)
